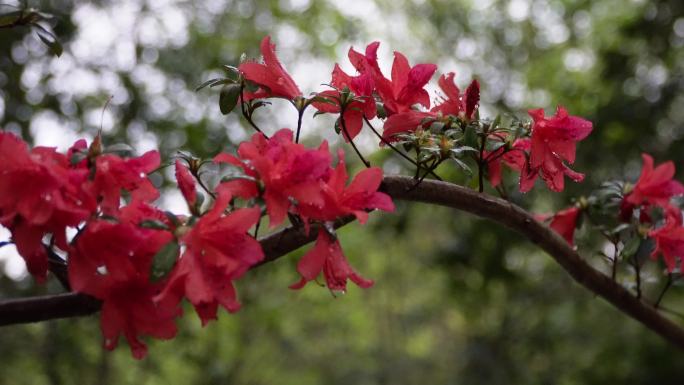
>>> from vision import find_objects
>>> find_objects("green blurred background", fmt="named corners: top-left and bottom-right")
top-left (2, 0), bottom-right (684, 383)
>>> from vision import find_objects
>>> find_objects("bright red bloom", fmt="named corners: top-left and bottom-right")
top-left (290, 229), bottom-right (373, 292)
top-left (175, 160), bottom-right (197, 209)
top-left (382, 110), bottom-right (435, 141)
top-left (381, 73), bottom-right (480, 141)
top-left (238, 35), bottom-right (302, 101)
top-left (156, 186), bottom-right (264, 325)
top-left (297, 150), bottom-right (394, 224)
top-left (487, 138), bottom-right (530, 188)
top-left (431, 73), bottom-right (480, 119)
top-left (93, 150), bottom-right (160, 214)
top-left (214, 129), bottom-right (331, 227)
top-left (548, 206), bottom-right (582, 245)
top-left (68, 203), bottom-right (179, 359)
top-left (348, 41), bottom-right (383, 80)
top-left (0, 133), bottom-right (95, 281)
top-left (625, 154), bottom-right (684, 208)
top-left (312, 65), bottom-right (376, 141)
top-left (525, 106), bottom-right (593, 192)
top-left (649, 208), bottom-right (684, 272)
top-left (349, 42), bottom-right (436, 116)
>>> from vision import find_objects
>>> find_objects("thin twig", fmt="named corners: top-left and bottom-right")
top-left (239, 85), bottom-right (266, 136)
top-left (655, 274), bottom-right (673, 308)
top-left (339, 107), bottom-right (369, 167)
top-left (363, 117), bottom-right (441, 181)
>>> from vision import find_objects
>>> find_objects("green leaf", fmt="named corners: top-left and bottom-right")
top-left (150, 242), bottom-right (180, 282)
top-left (33, 26), bottom-right (62, 57)
top-left (621, 237), bottom-right (640, 259)
top-left (451, 158), bottom-right (473, 176)
top-left (104, 143), bottom-right (134, 156)
top-left (219, 83), bottom-right (241, 115)
top-left (463, 125), bottom-right (478, 148)
top-left (70, 151), bottom-right (87, 165)
top-left (220, 175), bottom-right (257, 184)
top-left (195, 77), bottom-right (224, 92)
top-left (163, 211), bottom-right (181, 227)
top-left (222, 65), bottom-right (240, 80)
top-left (490, 114), bottom-right (502, 131)
top-left (140, 219), bottom-right (170, 231)
top-left (485, 141), bottom-right (506, 152)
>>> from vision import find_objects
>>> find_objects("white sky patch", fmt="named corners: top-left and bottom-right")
top-left (508, 0), bottom-right (530, 22)
top-left (563, 48), bottom-right (596, 72)
top-left (30, 111), bottom-right (91, 151)
top-left (0, 226), bottom-right (28, 282)
top-left (159, 189), bottom-right (191, 216)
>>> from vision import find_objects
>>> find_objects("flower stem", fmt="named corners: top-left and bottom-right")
top-left (478, 133), bottom-right (487, 193)
top-left (295, 105), bottom-right (305, 144)
top-left (240, 85), bottom-right (267, 137)
top-left (364, 117), bottom-right (441, 180)
top-left (339, 108), bottom-right (369, 167)
top-left (655, 274), bottom-right (674, 308)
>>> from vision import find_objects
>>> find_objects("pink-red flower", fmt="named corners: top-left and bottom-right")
top-left (214, 129), bottom-right (331, 227)
top-left (381, 73), bottom-right (479, 142)
top-left (291, 150), bottom-right (393, 291)
top-left (297, 149), bottom-right (395, 225)
top-left (431, 72), bottom-right (480, 119)
top-left (238, 36), bottom-right (302, 101)
top-left (92, 150), bottom-right (160, 214)
top-left (312, 65), bottom-right (376, 141)
top-left (156, 186), bottom-right (264, 325)
top-left (486, 138), bottom-right (531, 188)
top-left (68, 202), bottom-right (179, 359)
top-left (290, 229), bottom-right (374, 292)
top-left (0, 133), bottom-right (95, 281)
top-left (350, 42), bottom-right (436, 117)
top-left (625, 154), bottom-right (684, 208)
top-left (524, 106), bottom-right (593, 192)
top-left (549, 206), bottom-right (582, 245)
top-left (175, 160), bottom-right (198, 210)
top-left (649, 207), bottom-right (684, 272)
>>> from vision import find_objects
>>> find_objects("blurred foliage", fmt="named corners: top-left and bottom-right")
top-left (1, 0), bottom-right (684, 383)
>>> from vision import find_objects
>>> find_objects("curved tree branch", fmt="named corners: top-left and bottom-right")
top-left (1, 176), bottom-right (684, 350)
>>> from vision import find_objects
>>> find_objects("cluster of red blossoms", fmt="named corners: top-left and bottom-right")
top-left (624, 155), bottom-right (684, 271)
top-left (12, 34), bottom-right (684, 358)
top-left (538, 154), bottom-right (684, 273)
top-left (0, 128), bottom-right (393, 358)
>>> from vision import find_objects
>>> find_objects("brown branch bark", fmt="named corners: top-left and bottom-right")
top-left (1, 176), bottom-right (684, 351)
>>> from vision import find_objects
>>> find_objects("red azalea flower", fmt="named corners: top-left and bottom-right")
top-left (348, 41), bottom-right (383, 80)
top-left (297, 149), bottom-right (394, 224)
top-left (68, 203), bottom-right (179, 359)
top-left (649, 208), bottom-right (684, 272)
top-left (238, 35), bottom-right (302, 101)
top-left (486, 138), bottom-right (530, 188)
top-left (431, 72), bottom-right (480, 119)
top-left (312, 65), bottom-right (376, 141)
top-left (93, 150), bottom-right (160, 214)
top-left (625, 153), bottom-right (684, 208)
top-left (382, 110), bottom-right (436, 142)
top-left (0, 133), bottom-right (95, 281)
top-left (175, 160), bottom-right (197, 209)
top-left (381, 73), bottom-right (480, 141)
top-left (349, 42), bottom-right (436, 116)
top-left (549, 206), bottom-right (582, 245)
top-left (215, 129), bottom-right (331, 227)
top-left (290, 229), bottom-right (373, 292)
top-left (156, 186), bottom-right (264, 325)
top-left (525, 106), bottom-right (593, 192)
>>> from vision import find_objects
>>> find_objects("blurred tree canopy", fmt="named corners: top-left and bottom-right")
top-left (1, 0), bottom-right (684, 383)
